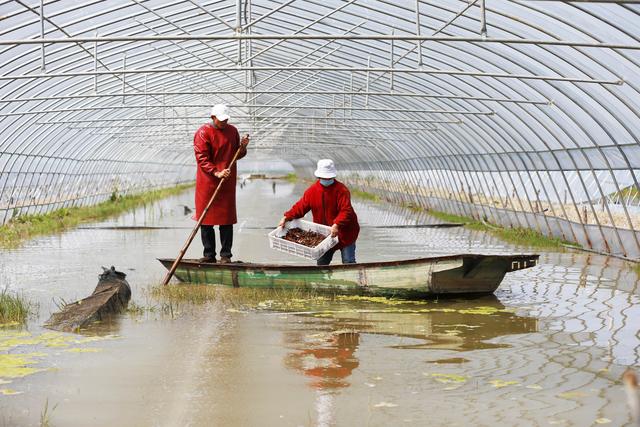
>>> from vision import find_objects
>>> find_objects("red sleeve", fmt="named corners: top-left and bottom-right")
top-left (194, 127), bottom-right (217, 175)
top-left (284, 188), bottom-right (311, 220)
top-left (333, 187), bottom-right (356, 226)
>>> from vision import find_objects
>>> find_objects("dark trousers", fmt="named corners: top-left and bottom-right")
top-left (201, 224), bottom-right (233, 259)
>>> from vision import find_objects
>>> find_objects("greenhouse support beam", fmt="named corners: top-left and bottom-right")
top-left (183, 0), bottom-right (235, 31)
top-left (0, 66), bottom-right (620, 85)
top-left (242, 0), bottom-right (297, 30)
top-left (415, 0), bottom-right (423, 66)
top-left (480, 0), bottom-right (487, 38)
top-left (433, 0), bottom-right (477, 35)
top-left (39, 0), bottom-right (45, 71)
top-left (2, 103), bottom-right (494, 117)
top-left (241, 0), bottom-right (358, 65)
top-left (0, 90), bottom-right (550, 105)
top-left (36, 116), bottom-right (462, 125)
top-left (93, 31), bottom-right (98, 93)
top-left (3, 35), bottom-right (640, 50)
top-left (68, 122), bottom-right (440, 132)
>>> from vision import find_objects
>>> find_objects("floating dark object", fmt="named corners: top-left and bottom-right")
top-left (179, 205), bottom-right (193, 215)
top-left (44, 266), bottom-right (132, 332)
top-left (282, 227), bottom-right (327, 247)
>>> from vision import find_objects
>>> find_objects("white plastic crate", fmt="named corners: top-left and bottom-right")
top-left (268, 218), bottom-right (339, 260)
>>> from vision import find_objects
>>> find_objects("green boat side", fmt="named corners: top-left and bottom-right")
top-left (158, 254), bottom-right (539, 296)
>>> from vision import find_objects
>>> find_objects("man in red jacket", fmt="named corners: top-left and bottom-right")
top-left (194, 104), bottom-right (249, 263)
top-left (279, 159), bottom-right (360, 265)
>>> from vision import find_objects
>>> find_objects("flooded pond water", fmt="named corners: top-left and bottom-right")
top-left (1, 179), bottom-right (639, 426)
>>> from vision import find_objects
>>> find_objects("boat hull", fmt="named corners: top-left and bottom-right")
top-left (158, 254), bottom-right (539, 296)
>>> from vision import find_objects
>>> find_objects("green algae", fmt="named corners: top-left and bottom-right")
top-left (0, 328), bottom-right (118, 388)
top-left (489, 379), bottom-right (520, 388)
top-left (0, 353), bottom-right (47, 379)
top-left (426, 373), bottom-right (469, 384)
top-left (558, 391), bottom-right (588, 399)
top-left (64, 347), bottom-right (102, 353)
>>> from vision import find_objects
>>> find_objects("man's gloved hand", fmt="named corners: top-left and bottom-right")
top-left (278, 217), bottom-right (287, 228)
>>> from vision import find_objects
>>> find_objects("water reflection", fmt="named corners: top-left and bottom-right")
top-left (285, 296), bottom-right (538, 389)
top-left (285, 330), bottom-right (360, 390)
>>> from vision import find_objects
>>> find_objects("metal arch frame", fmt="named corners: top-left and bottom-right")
top-left (2, 1), bottom-right (640, 259)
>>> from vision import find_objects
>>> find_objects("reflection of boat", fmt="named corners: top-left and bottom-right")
top-left (158, 254), bottom-right (539, 296)
top-left (304, 296), bottom-right (538, 352)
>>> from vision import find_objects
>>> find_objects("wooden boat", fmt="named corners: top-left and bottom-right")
top-left (158, 254), bottom-right (539, 296)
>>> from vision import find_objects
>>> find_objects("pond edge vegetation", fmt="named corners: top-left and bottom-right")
top-left (0, 183), bottom-right (194, 248)
top-left (349, 187), bottom-right (574, 249)
top-left (0, 288), bottom-right (34, 324)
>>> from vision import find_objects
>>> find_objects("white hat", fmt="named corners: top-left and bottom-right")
top-left (210, 104), bottom-right (230, 121)
top-left (314, 159), bottom-right (337, 179)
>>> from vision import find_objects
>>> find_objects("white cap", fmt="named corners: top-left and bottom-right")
top-left (314, 159), bottom-right (337, 179)
top-left (210, 104), bottom-right (230, 121)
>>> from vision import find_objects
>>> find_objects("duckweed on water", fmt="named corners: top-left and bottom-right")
top-left (64, 347), bottom-right (102, 353)
top-left (150, 285), bottom-right (515, 317)
top-left (0, 353), bottom-right (47, 379)
top-left (489, 379), bottom-right (520, 388)
top-left (426, 373), bottom-right (469, 384)
top-left (0, 329), bottom-right (117, 388)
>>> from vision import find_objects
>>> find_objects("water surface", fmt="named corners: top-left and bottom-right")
top-left (1, 179), bottom-right (638, 426)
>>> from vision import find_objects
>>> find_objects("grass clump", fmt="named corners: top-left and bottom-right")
top-left (0, 183), bottom-right (193, 248)
top-left (0, 289), bottom-right (33, 325)
top-left (427, 208), bottom-right (573, 248)
top-left (283, 173), bottom-right (298, 183)
top-left (150, 284), bottom-right (336, 311)
top-left (40, 398), bottom-right (58, 427)
top-left (351, 189), bottom-right (381, 202)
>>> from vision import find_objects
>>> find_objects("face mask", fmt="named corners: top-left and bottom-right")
top-left (319, 178), bottom-right (335, 187)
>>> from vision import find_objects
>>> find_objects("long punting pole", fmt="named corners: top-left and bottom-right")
top-left (161, 144), bottom-right (244, 286)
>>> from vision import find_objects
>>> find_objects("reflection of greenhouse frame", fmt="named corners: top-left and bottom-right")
top-left (2, 0), bottom-right (640, 258)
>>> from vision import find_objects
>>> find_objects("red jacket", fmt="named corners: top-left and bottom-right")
top-left (194, 122), bottom-right (247, 225)
top-left (284, 180), bottom-right (359, 249)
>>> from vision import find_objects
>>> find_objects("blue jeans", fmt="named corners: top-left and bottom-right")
top-left (317, 243), bottom-right (356, 266)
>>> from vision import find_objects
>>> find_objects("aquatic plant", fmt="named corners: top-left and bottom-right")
top-left (40, 398), bottom-right (58, 427)
top-left (0, 183), bottom-right (194, 248)
top-left (0, 289), bottom-right (33, 324)
top-left (149, 285), bottom-right (335, 310)
top-left (350, 188), bottom-right (380, 202)
top-left (283, 173), bottom-right (298, 183)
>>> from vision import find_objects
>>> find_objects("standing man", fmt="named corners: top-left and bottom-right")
top-left (194, 104), bottom-right (250, 263)
top-left (279, 159), bottom-right (360, 266)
